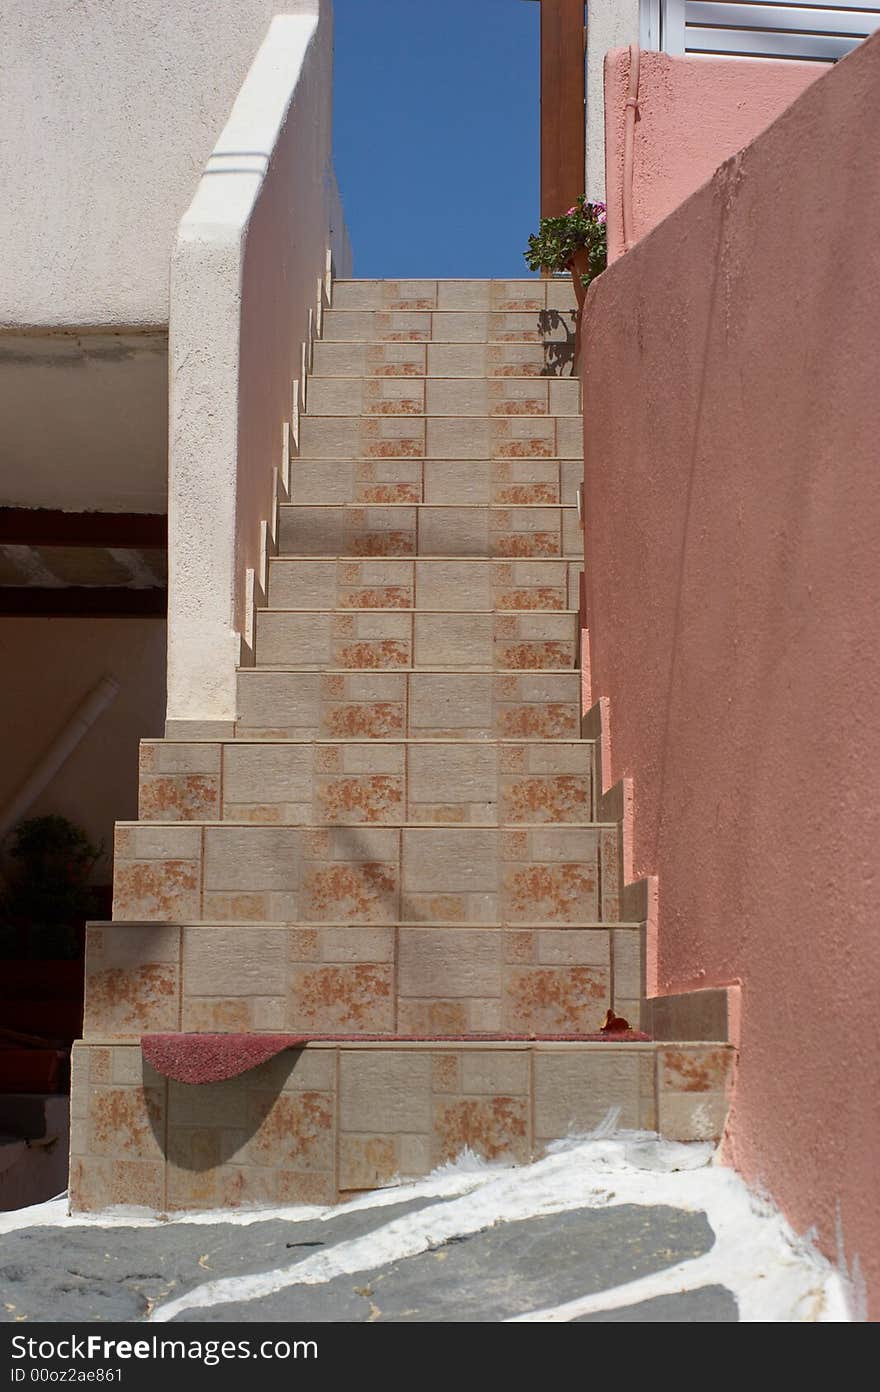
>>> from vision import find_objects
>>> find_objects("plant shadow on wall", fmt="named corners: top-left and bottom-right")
top-left (526, 197), bottom-right (607, 370)
top-left (0, 815), bottom-right (105, 961)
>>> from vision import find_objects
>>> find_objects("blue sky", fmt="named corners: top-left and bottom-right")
top-left (333, 0), bottom-right (539, 278)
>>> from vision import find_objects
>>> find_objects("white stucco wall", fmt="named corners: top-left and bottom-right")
top-left (0, 0), bottom-right (323, 328)
top-left (167, 4), bottom-right (346, 729)
top-left (0, 1), bottom-right (347, 516)
top-left (586, 0), bottom-right (641, 197)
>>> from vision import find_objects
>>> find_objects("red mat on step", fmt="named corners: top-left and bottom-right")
top-left (142, 1030), bottom-right (650, 1085)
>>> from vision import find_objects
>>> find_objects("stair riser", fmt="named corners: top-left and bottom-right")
top-left (330, 279), bottom-right (576, 311)
top-left (312, 340), bottom-right (575, 378)
top-left (83, 923), bottom-right (641, 1037)
top-left (322, 309), bottom-right (578, 343)
top-left (69, 1040), bottom-right (734, 1211)
top-left (138, 739), bottom-right (594, 826)
top-left (112, 823), bottom-right (621, 926)
top-left (305, 377), bottom-right (581, 417)
top-left (278, 505), bottom-right (581, 558)
top-left (235, 670), bottom-right (582, 741)
top-left (298, 414), bottom-right (583, 459)
top-left (254, 610), bottom-right (579, 671)
top-left (287, 458), bottom-right (582, 507)
top-left (268, 559), bottom-right (583, 611)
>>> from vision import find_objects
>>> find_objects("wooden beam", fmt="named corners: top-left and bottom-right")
top-left (0, 588), bottom-right (167, 618)
top-left (540, 0), bottom-right (586, 218)
top-left (0, 508), bottom-right (167, 549)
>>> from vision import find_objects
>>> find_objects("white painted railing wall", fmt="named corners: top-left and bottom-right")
top-left (166, 2), bottom-right (351, 733)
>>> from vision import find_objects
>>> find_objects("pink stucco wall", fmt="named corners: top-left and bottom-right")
top-left (584, 31), bottom-right (880, 1314)
top-left (604, 47), bottom-right (819, 261)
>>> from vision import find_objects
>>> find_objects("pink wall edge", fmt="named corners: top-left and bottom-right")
top-left (604, 47), bottom-right (819, 263)
top-left (584, 33), bottom-right (880, 1314)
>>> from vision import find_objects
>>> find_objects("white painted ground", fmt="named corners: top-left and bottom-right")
top-left (0, 1122), bottom-right (857, 1322)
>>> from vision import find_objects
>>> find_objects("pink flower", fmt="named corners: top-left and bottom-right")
top-left (566, 206), bottom-right (578, 217)
top-left (597, 210), bottom-right (607, 225)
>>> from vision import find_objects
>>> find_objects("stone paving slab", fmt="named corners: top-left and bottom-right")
top-left (0, 1198), bottom-right (443, 1324)
top-left (0, 1133), bottom-right (849, 1323)
top-left (175, 1205), bottom-right (720, 1323)
top-left (575, 1285), bottom-right (737, 1321)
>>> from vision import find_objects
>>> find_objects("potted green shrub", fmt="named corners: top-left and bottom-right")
top-left (1, 815), bottom-right (103, 960)
top-left (0, 816), bottom-right (105, 1048)
top-left (524, 196), bottom-right (607, 364)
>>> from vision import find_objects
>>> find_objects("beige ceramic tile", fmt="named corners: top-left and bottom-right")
top-left (533, 1051), bottom-right (642, 1138)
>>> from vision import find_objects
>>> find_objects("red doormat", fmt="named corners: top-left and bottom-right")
top-left (142, 1029), bottom-right (650, 1085)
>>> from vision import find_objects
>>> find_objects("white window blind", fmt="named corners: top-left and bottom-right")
top-left (641, 1), bottom-right (880, 61)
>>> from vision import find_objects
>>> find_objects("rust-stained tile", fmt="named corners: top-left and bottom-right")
top-left (302, 863), bottom-right (398, 923)
top-left (324, 700), bottom-right (406, 739)
top-left (89, 1048), bottom-right (112, 1084)
top-left (336, 639), bottom-right (411, 669)
top-left (503, 864), bottom-right (598, 923)
top-left (275, 1171), bottom-right (337, 1204)
top-left (316, 774), bottom-right (404, 823)
top-left (496, 703), bottom-right (579, 740)
top-left (343, 586), bottom-right (412, 609)
top-left (432, 1096), bottom-right (530, 1164)
top-left (289, 963), bottom-right (394, 1030)
top-left (354, 461), bottom-right (423, 505)
top-left (432, 1053), bottom-right (461, 1093)
top-left (182, 998), bottom-right (254, 1031)
top-left (362, 380), bottom-right (425, 415)
top-left (500, 774), bottom-right (590, 823)
top-left (498, 642), bottom-right (574, 670)
top-left (659, 1047), bottom-right (734, 1094)
top-left (88, 1085), bottom-right (164, 1161)
top-left (113, 860), bottom-right (200, 922)
top-left (85, 963), bottom-right (178, 1035)
top-left (398, 999), bottom-right (469, 1033)
top-left (243, 1090), bottom-right (335, 1171)
top-left (503, 965), bottom-right (609, 1032)
top-left (338, 1135), bottom-right (398, 1190)
top-left (138, 767), bottom-right (219, 822)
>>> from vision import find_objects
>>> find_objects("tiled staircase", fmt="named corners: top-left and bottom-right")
top-left (70, 280), bottom-right (734, 1212)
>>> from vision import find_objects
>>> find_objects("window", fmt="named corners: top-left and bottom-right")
top-left (640, 0), bottom-right (880, 61)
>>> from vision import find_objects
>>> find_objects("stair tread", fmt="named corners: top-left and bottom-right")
top-left (258, 606), bottom-right (579, 614)
top-left (151, 736), bottom-right (593, 745)
top-left (283, 472), bottom-right (583, 478)
top-left (119, 819), bottom-right (616, 829)
top-left (103, 918), bottom-right (638, 928)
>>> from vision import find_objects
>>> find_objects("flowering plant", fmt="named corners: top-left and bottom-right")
top-left (524, 196), bottom-right (607, 290)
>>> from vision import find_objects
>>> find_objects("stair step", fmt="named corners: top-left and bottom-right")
top-left (235, 669), bottom-right (582, 741)
top-left (298, 413), bottom-right (583, 460)
top-left (311, 340), bottom-right (576, 379)
top-left (287, 458), bottom-right (581, 507)
top-left (69, 1038), bottom-right (734, 1210)
top-left (253, 608), bottom-right (579, 671)
top-left (330, 278), bottom-right (576, 311)
top-left (268, 558), bottom-right (582, 610)
top-left (138, 737), bottom-right (595, 826)
top-left (277, 503), bottom-right (581, 558)
top-left (85, 921), bottom-right (642, 1038)
top-left (322, 308), bottom-right (577, 344)
top-left (112, 821), bottom-right (621, 926)
top-left (305, 376), bottom-right (581, 417)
